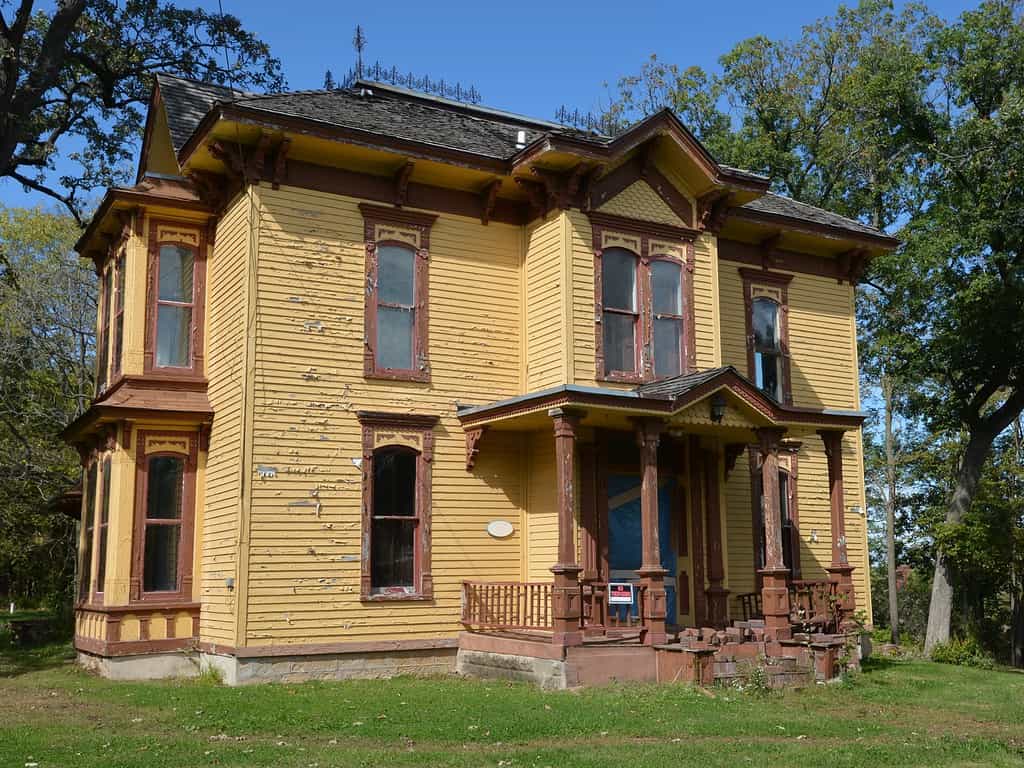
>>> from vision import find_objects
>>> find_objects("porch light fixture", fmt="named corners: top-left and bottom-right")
top-left (710, 393), bottom-right (727, 423)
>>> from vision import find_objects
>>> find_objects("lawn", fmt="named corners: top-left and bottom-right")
top-left (1, 642), bottom-right (1023, 768)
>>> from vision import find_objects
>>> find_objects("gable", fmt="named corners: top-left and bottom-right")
top-left (595, 180), bottom-right (686, 228)
top-left (141, 100), bottom-right (181, 177)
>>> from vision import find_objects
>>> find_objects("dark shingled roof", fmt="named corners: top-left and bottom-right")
top-left (153, 74), bottom-right (894, 243)
top-left (156, 73), bottom-right (248, 153)
top-left (738, 192), bottom-right (889, 239)
top-left (635, 365), bottom-right (743, 400)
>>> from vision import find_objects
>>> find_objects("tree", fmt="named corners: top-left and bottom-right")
top-left (0, 205), bottom-right (92, 607)
top-left (0, 0), bottom-right (284, 225)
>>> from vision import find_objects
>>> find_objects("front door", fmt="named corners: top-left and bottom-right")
top-left (607, 474), bottom-right (677, 625)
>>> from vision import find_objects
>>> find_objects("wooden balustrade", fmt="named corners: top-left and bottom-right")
top-left (788, 579), bottom-right (840, 632)
top-left (461, 581), bottom-right (553, 631)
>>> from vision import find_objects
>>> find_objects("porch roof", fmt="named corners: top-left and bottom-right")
top-left (456, 366), bottom-right (865, 433)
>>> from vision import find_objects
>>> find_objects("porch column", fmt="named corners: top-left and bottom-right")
top-left (756, 427), bottom-right (791, 640)
top-left (636, 418), bottom-right (668, 646)
top-left (819, 429), bottom-right (856, 630)
top-left (550, 407), bottom-right (583, 647)
top-left (704, 446), bottom-right (729, 627)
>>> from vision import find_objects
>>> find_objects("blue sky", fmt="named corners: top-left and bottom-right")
top-left (0, 0), bottom-right (982, 212)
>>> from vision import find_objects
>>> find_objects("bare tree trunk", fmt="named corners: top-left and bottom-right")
top-left (883, 374), bottom-right (900, 644)
top-left (925, 429), bottom-right (996, 653)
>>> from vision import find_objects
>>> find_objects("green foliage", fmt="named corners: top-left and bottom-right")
top-left (870, 565), bottom-right (933, 642)
top-left (0, 1), bottom-right (284, 221)
top-left (930, 636), bottom-right (996, 669)
top-left (0, 206), bottom-right (91, 608)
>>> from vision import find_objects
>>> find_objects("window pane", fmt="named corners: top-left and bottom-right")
top-left (79, 463), bottom-right (98, 600)
top-left (752, 298), bottom-right (780, 350)
top-left (601, 248), bottom-right (636, 311)
top-left (115, 256), bottom-right (125, 311)
top-left (371, 518), bottom-right (415, 590)
top-left (377, 306), bottom-right (414, 370)
top-left (373, 449), bottom-right (417, 517)
top-left (146, 456), bottom-right (184, 520)
top-left (156, 305), bottom-right (192, 367)
top-left (96, 325), bottom-right (109, 390)
top-left (378, 245), bottom-right (415, 305)
top-left (602, 312), bottom-right (636, 374)
top-left (653, 318), bottom-right (682, 378)
top-left (652, 260), bottom-right (681, 315)
top-left (96, 457), bottom-right (111, 592)
top-left (158, 245), bottom-right (194, 302)
top-left (756, 350), bottom-right (782, 401)
top-left (144, 524), bottom-right (181, 592)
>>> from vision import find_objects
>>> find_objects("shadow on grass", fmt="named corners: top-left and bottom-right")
top-left (0, 635), bottom-right (75, 678)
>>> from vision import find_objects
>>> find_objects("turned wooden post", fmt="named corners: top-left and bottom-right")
top-left (635, 418), bottom-right (668, 646)
top-left (756, 427), bottom-right (791, 640)
top-left (550, 407), bottom-right (583, 647)
top-left (819, 429), bottom-right (856, 630)
top-left (704, 446), bottom-right (729, 628)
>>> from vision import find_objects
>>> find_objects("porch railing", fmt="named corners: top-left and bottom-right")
top-left (789, 579), bottom-right (841, 633)
top-left (461, 581), bottom-right (553, 631)
top-left (581, 581), bottom-right (648, 633)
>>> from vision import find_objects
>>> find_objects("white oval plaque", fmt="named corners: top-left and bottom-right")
top-left (486, 520), bottom-right (514, 539)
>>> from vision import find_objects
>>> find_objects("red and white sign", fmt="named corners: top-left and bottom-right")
top-left (608, 583), bottom-right (634, 605)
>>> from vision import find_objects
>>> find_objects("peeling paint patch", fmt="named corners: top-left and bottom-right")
top-left (257, 466), bottom-right (277, 479)
top-left (302, 319), bottom-right (325, 333)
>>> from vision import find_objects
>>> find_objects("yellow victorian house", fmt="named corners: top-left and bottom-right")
top-left (65, 74), bottom-right (895, 686)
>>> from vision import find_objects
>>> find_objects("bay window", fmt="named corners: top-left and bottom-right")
top-left (78, 461), bottom-right (98, 601)
top-left (95, 455), bottom-right (111, 595)
top-left (155, 244), bottom-right (195, 368)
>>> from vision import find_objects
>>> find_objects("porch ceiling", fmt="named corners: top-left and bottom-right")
top-left (455, 366), bottom-right (865, 437)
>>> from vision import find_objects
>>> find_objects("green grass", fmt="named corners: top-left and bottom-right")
top-left (1, 644), bottom-right (1023, 767)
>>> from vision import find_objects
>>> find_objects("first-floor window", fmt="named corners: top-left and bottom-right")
top-left (371, 447), bottom-right (419, 592)
top-left (755, 468), bottom-right (798, 576)
top-left (142, 455), bottom-right (185, 593)
top-left (95, 456), bottom-right (112, 594)
top-left (78, 461), bottom-right (98, 601)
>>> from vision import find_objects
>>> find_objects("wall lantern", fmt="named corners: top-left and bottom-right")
top-left (710, 393), bottom-right (727, 424)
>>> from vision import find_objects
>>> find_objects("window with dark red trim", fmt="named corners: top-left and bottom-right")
top-left (96, 266), bottom-right (113, 393)
top-left (78, 461), bottom-right (98, 601)
top-left (154, 244), bottom-right (196, 369)
top-left (95, 455), bottom-right (112, 595)
top-left (358, 411), bottom-right (437, 601)
top-left (600, 247), bottom-right (640, 376)
top-left (111, 251), bottom-right (126, 377)
top-left (359, 204), bottom-right (436, 382)
top-left (741, 268), bottom-right (793, 404)
top-left (753, 297), bottom-right (783, 400)
top-left (651, 257), bottom-right (684, 378)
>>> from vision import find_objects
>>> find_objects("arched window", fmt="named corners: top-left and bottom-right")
top-left (752, 297), bottom-right (783, 401)
top-left (370, 446), bottom-right (420, 593)
top-left (601, 247), bottom-right (639, 376)
top-left (376, 244), bottom-right (417, 371)
top-left (651, 258), bottom-right (683, 378)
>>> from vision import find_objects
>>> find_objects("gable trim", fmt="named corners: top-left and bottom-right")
top-left (590, 147), bottom-right (694, 226)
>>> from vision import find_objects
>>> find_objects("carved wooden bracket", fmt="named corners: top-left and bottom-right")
top-left (697, 190), bottom-right (731, 234)
top-left (465, 427), bottom-right (487, 471)
top-left (724, 443), bottom-right (747, 478)
top-left (393, 161), bottom-right (415, 207)
top-left (271, 137), bottom-right (291, 190)
top-left (187, 170), bottom-right (228, 211)
top-left (515, 177), bottom-right (549, 217)
top-left (836, 247), bottom-right (869, 285)
top-left (479, 179), bottom-right (501, 225)
top-left (760, 233), bottom-right (784, 270)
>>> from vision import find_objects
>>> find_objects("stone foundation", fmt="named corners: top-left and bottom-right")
top-left (456, 649), bottom-right (570, 689)
top-left (201, 648), bottom-right (457, 685)
top-left (77, 650), bottom-right (201, 680)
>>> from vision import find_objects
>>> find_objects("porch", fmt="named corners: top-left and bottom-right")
top-left (455, 367), bottom-right (864, 687)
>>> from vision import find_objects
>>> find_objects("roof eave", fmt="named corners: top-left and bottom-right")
top-left (730, 205), bottom-right (900, 251)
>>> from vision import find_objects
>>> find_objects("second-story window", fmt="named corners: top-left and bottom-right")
top-left (96, 266), bottom-right (113, 392)
top-left (752, 297), bottom-right (783, 401)
top-left (155, 244), bottom-right (195, 368)
top-left (376, 244), bottom-right (417, 371)
top-left (601, 247), bottom-right (639, 376)
top-left (651, 259), bottom-right (683, 378)
top-left (111, 251), bottom-right (125, 377)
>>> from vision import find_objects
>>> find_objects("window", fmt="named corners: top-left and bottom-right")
top-left (96, 266), bottom-right (113, 392)
top-left (358, 411), bottom-right (438, 600)
top-left (376, 245), bottom-right (417, 370)
top-left (359, 204), bottom-right (436, 382)
top-left (601, 247), bottom-right (639, 376)
top-left (130, 430), bottom-right (197, 602)
top-left (651, 259), bottom-right (683, 378)
top-left (78, 461), bottom-right (98, 602)
top-left (95, 456), bottom-right (112, 595)
top-left (589, 212), bottom-right (695, 383)
top-left (155, 244), bottom-right (195, 368)
top-left (111, 251), bottom-right (125, 377)
top-left (145, 221), bottom-right (206, 376)
top-left (741, 269), bottom-right (792, 404)
top-left (371, 448), bottom-right (418, 592)
top-left (752, 297), bottom-right (783, 400)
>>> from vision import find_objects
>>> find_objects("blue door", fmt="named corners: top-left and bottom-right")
top-left (607, 474), bottom-right (677, 625)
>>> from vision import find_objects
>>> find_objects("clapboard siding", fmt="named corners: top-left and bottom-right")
top-left (200, 192), bottom-right (251, 646)
top-left (525, 430), bottom-right (558, 583)
top-left (693, 233), bottom-right (721, 369)
top-left (524, 213), bottom-right (565, 390)
top-left (240, 185), bottom-right (525, 647)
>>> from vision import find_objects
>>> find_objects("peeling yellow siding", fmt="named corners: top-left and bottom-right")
top-left (240, 185), bottom-right (525, 647)
top-left (524, 213), bottom-right (565, 390)
top-left (693, 234), bottom-right (721, 369)
top-left (596, 180), bottom-right (684, 227)
top-left (200, 192), bottom-right (252, 646)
